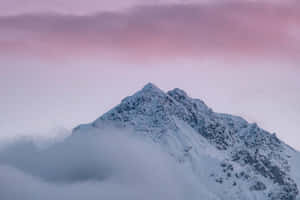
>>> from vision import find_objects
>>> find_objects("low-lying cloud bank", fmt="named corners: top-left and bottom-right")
top-left (0, 129), bottom-right (205, 200)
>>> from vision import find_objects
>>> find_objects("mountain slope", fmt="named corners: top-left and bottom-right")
top-left (74, 83), bottom-right (300, 200)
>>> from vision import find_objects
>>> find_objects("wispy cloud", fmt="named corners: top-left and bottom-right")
top-left (1, 2), bottom-right (299, 61)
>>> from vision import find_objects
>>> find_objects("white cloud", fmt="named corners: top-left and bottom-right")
top-left (0, 129), bottom-right (202, 200)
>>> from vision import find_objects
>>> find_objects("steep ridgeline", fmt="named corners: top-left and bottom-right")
top-left (73, 83), bottom-right (300, 200)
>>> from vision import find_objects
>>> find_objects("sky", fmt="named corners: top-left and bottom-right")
top-left (0, 0), bottom-right (300, 150)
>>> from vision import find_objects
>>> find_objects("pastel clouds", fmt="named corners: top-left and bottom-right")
top-left (0, 2), bottom-right (300, 61)
top-left (0, 0), bottom-right (230, 16)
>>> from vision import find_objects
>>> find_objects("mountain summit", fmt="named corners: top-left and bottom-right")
top-left (74, 83), bottom-right (300, 200)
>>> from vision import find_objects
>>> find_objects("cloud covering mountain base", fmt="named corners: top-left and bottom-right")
top-left (0, 129), bottom-right (206, 200)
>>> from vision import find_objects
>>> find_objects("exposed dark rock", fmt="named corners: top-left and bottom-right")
top-left (250, 181), bottom-right (267, 191)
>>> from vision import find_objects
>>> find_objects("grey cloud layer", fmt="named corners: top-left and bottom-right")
top-left (0, 130), bottom-right (201, 200)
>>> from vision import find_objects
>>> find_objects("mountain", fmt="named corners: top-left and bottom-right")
top-left (73, 83), bottom-right (300, 200)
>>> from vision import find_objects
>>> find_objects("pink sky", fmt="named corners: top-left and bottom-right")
top-left (0, 0), bottom-right (300, 149)
top-left (1, 2), bottom-right (300, 61)
top-left (1, 0), bottom-right (298, 15)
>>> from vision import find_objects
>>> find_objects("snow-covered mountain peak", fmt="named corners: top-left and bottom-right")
top-left (73, 83), bottom-right (300, 200)
top-left (141, 82), bottom-right (164, 94)
top-left (119, 82), bottom-right (168, 107)
top-left (92, 83), bottom-right (214, 135)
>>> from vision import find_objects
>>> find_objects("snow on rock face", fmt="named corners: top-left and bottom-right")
top-left (73, 83), bottom-right (299, 200)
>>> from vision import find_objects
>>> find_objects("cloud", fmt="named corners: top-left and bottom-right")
top-left (0, 128), bottom-right (203, 200)
top-left (0, 2), bottom-right (300, 61)
top-left (0, 0), bottom-right (150, 16)
top-left (1, 0), bottom-right (298, 16)
top-left (2, 0), bottom-right (296, 16)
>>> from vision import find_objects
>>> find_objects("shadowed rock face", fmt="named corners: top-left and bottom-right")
top-left (74, 83), bottom-right (299, 200)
